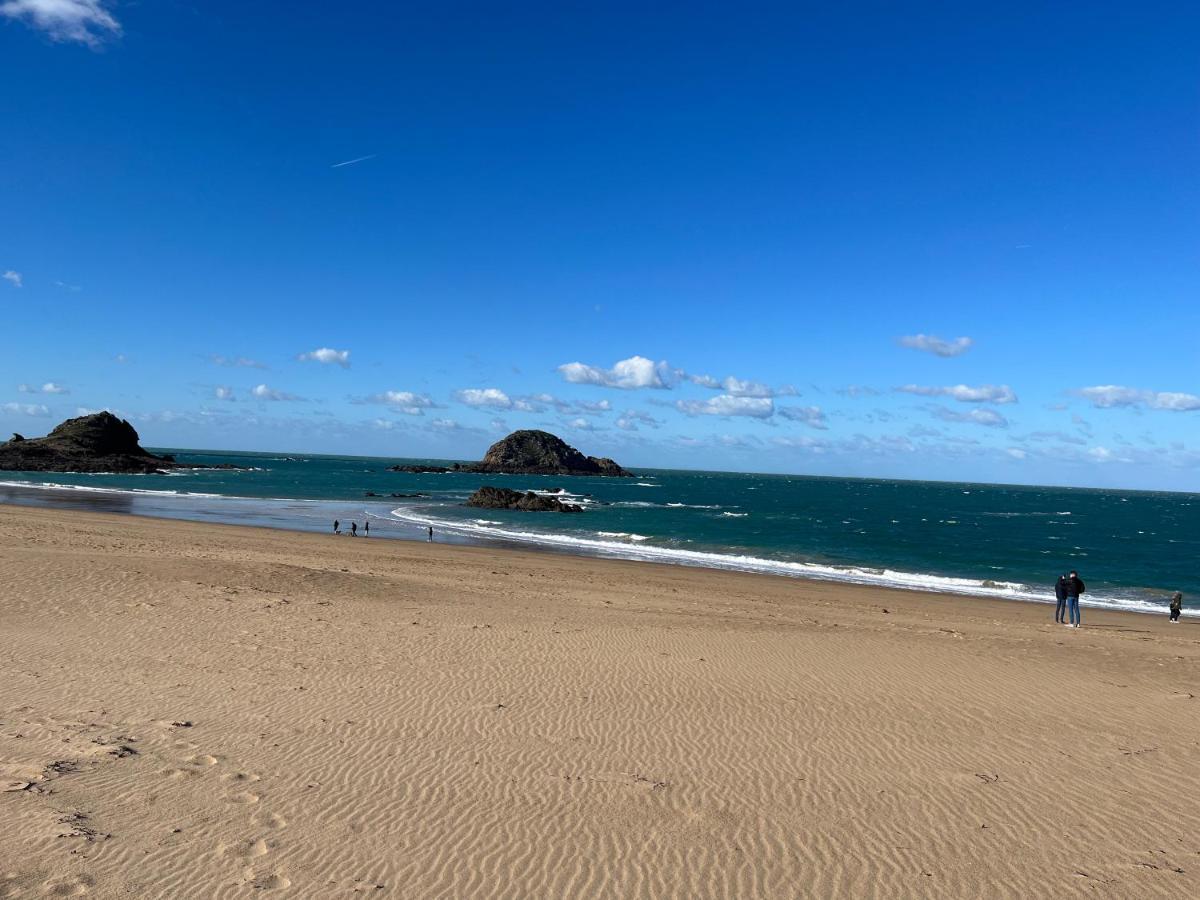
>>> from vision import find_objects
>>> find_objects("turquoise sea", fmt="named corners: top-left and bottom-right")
top-left (1, 448), bottom-right (1196, 616)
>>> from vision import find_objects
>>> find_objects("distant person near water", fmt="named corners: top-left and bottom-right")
top-left (428, 526), bottom-right (433, 542)
top-left (333, 519), bottom-right (340, 534)
top-left (351, 522), bottom-right (358, 537)
top-left (1054, 574), bottom-right (1069, 624)
top-left (1064, 570), bottom-right (1085, 628)
top-left (364, 521), bottom-right (369, 537)
top-left (1170, 592), bottom-right (1183, 623)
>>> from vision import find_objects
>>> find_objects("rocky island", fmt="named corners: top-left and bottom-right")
top-left (0, 412), bottom-right (229, 474)
top-left (389, 430), bottom-right (633, 477)
top-left (466, 486), bottom-right (583, 513)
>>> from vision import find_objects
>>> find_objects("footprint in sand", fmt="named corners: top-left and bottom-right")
top-left (228, 790), bottom-right (260, 805)
top-left (249, 873), bottom-right (291, 891)
top-left (185, 753), bottom-right (219, 767)
top-left (253, 811), bottom-right (288, 830)
top-left (216, 837), bottom-right (269, 860)
top-left (220, 771), bottom-right (261, 785)
top-left (39, 874), bottom-right (94, 896)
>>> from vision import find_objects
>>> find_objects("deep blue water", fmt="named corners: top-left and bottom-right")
top-left (1, 448), bottom-right (1195, 615)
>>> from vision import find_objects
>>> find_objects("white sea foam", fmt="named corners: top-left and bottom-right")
top-left (633, 482), bottom-right (659, 487)
top-left (721, 511), bottom-right (749, 518)
top-left (596, 531), bottom-right (651, 542)
top-left (385, 505), bottom-right (1189, 617)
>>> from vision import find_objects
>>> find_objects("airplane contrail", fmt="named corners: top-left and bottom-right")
top-left (331, 154), bottom-right (377, 169)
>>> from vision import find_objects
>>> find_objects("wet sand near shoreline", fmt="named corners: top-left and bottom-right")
top-left (1, 504), bottom-right (1198, 898)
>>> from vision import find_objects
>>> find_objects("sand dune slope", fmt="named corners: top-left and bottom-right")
top-left (1, 506), bottom-right (1198, 898)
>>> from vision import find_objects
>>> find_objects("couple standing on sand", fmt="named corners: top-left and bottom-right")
top-left (1054, 571), bottom-right (1085, 628)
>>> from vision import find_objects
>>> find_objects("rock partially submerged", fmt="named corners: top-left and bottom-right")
top-left (466, 486), bottom-right (583, 512)
top-left (0, 412), bottom-right (232, 474)
top-left (388, 431), bottom-right (632, 478)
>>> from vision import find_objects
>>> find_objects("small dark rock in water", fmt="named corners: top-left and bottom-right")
top-left (389, 492), bottom-right (428, 498)
top-left (466, 486), bottom-right (583, 512)
top-left (364, 491), bottom-right (380, 497)
top-left (388, 464), bottom-right (457, 474)
top-left (0, 412), bottom-right (243, 474)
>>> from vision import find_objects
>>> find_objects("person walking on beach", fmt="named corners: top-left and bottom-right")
top-left (364, 521), bottom-right (369, 537)
top-left (1054, 574), bottom-right (1069, 624)
top-left (1170, 592), bottom-right (1183, 623)
top-left (1065, 570), bottom-right (1085, 628)
top-left (428, 525), bottom-right (433, 543)
top-left (351, 522), bottom-right (358, 537)
top-left (333, 519), bottom-right (340, 534)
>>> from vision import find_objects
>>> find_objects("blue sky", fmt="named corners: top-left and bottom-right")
top-left (2, 1), bottom-right (1198, 490)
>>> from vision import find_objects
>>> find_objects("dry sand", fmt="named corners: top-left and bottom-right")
top-left (0, 504), bottom-right (1197, 898)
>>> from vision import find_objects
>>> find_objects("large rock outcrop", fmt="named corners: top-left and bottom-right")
top-left (469, 430), bottom-right (632, 477)
top-left (0, 412), bottom-right (189, 474)
top-left (388, 431), bottom-right (633, 477)
top-left (466, 486), bottom-right (583, 512)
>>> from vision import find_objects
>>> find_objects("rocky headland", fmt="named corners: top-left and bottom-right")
top-left (0, 412), bottom-right (234, 474)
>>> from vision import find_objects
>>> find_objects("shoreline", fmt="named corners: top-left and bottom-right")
top-left (0, 480), bottom-right (1189, 618)
top-left (2, 504), bottom-right (1198, 897)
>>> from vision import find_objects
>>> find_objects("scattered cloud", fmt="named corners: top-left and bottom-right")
top-left (18, 382), bottom-right (68, 394)
top-left (298, 347), bottom-right (351, 368)
top-left (615, 410), bottom-right (662, 431)
top-left (558, 355), bottom-right (672, 390)
top-left (2, 270), bottom-right (22, 288)
top-left (777, 405), bottom-right (828, 430)
top-left (2, 401), bottom-right (50, 416)
top-left (1006, 448), bottom-right (1028, 459)
top-left (214, 386), bottom-right (235, 401)
top-left (686, 373), bottom-right (797, 398)
top-left (430, 418), bottom-right (463, 431)
top-left (211, 354), bottom-right (266, 369)
top-left (837, 385), bottom-right (880, 398)
top-left (676, 395), bottom-right (774, 419)
top-left (114, 353), bottom-right (128, 364)
top-left (456, 387), bottom-right (515, 410)
top-left (577, 399), bottom-right (613, 413)
top-left (898, 334), bottom-right (973, 357)
top-left (898, 383), bottom-right (1017, 404)
top-left (1075, 385), bottom-right (1200, 412)
top-left (567, 417), bottom-right (595, 431)
top-left (361, 390), bottom-right (436, 415)
top-left (1022, 429), bottom-right (1086, 446)
top-left (251, 384), bottom-right (302, 402)
top-left (929, 405), bottom-right (1008, 428)
top-left (54, 280), bottom-right (81, 292)
top-left (331, 154), bottom-right (377, 169)
top-left (0, 0), bottom-right (121, 47)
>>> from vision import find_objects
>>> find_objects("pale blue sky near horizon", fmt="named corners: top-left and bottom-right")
top-left (2, 1), bottom-right (1198, 490)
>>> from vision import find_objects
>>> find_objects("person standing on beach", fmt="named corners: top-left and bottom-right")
top-left (351, 522), bottom-right (358, 537)
top-left (333, 519), bottom-right (340, 534)
top-left (428, 526), bottom-right (433, 542)
top-left (1065, 570), bottom-right (1085, 628)
top-left (1054, 574), bottom-right (1069, 624)
top-left (364, 521), bottom-right (369, 537)
top-left (1169, 592), bottom-right (1183, 622)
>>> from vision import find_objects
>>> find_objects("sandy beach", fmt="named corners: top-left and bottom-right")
top-left (1, 503), bottom-right (1197, 898)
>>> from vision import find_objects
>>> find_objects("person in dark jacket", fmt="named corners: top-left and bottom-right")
top-left (351, 521), bottom-right (357, 537)
top-left (1169, 592), bottom-right (1183, 623)
top-left (1065, 571), bottom-right (1085, 628)
top-left (1054, 574), bottom-right (1069, 624)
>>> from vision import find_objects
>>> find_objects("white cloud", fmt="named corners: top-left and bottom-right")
top-left (0, 0), bottom-right (121, 47)
top-left (1006, 447), bottom-right (1028, 460)
top-left (430, 418), bottom-right (461, 431)
top-left (930, 406), bottom-right (1008, 428)
top-left (837, 385), bottom-right (880, 397)
top-left (686, 373), bottom-right (796, 398)
top-left (214, 386), bottom-right (235, 401)
top-left (778, 405), bottom-right (828, 430)
top-left (898, 383), bottom-right (1017, 404)
top-left (577, 399), bottom-right (612, 413)
top-left (456, 387), bottom-right (513, 409)
top-left (676, 395), bottom-right (775, 419)
top-left (898, 334), bottom-right (973, 357)
top-left (567, 417), bottom-right (594, 431)
top-left (211, 354), bottom-right (266, 369)
top-left (251, 384), bottom-right (301, 402)
top-left (2, 402), bottom-right (50, 416)
top-left (18, 382), bottom-right (68, 394)
top-left (2, 270), bottom-right (22, 288)
top-left (1076, 385), bottom-right (1200, 412)
top-left (364, 390), bottom-right (436, 415)
top-left (558, 355), bottom-right (671, 389)
top-left (615, 410), bottom-right (662, 431)
top-left (297, 347), bottom-right (351, 368)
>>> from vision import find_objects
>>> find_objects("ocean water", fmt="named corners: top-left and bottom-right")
top-left (1, 448), bottom-right (1196, 616)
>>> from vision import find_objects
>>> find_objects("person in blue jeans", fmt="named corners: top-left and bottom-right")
top-left (1054, 574), bottom-right (1069, 624)
top-left (1065, 570), bottom-right (1086, 628)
